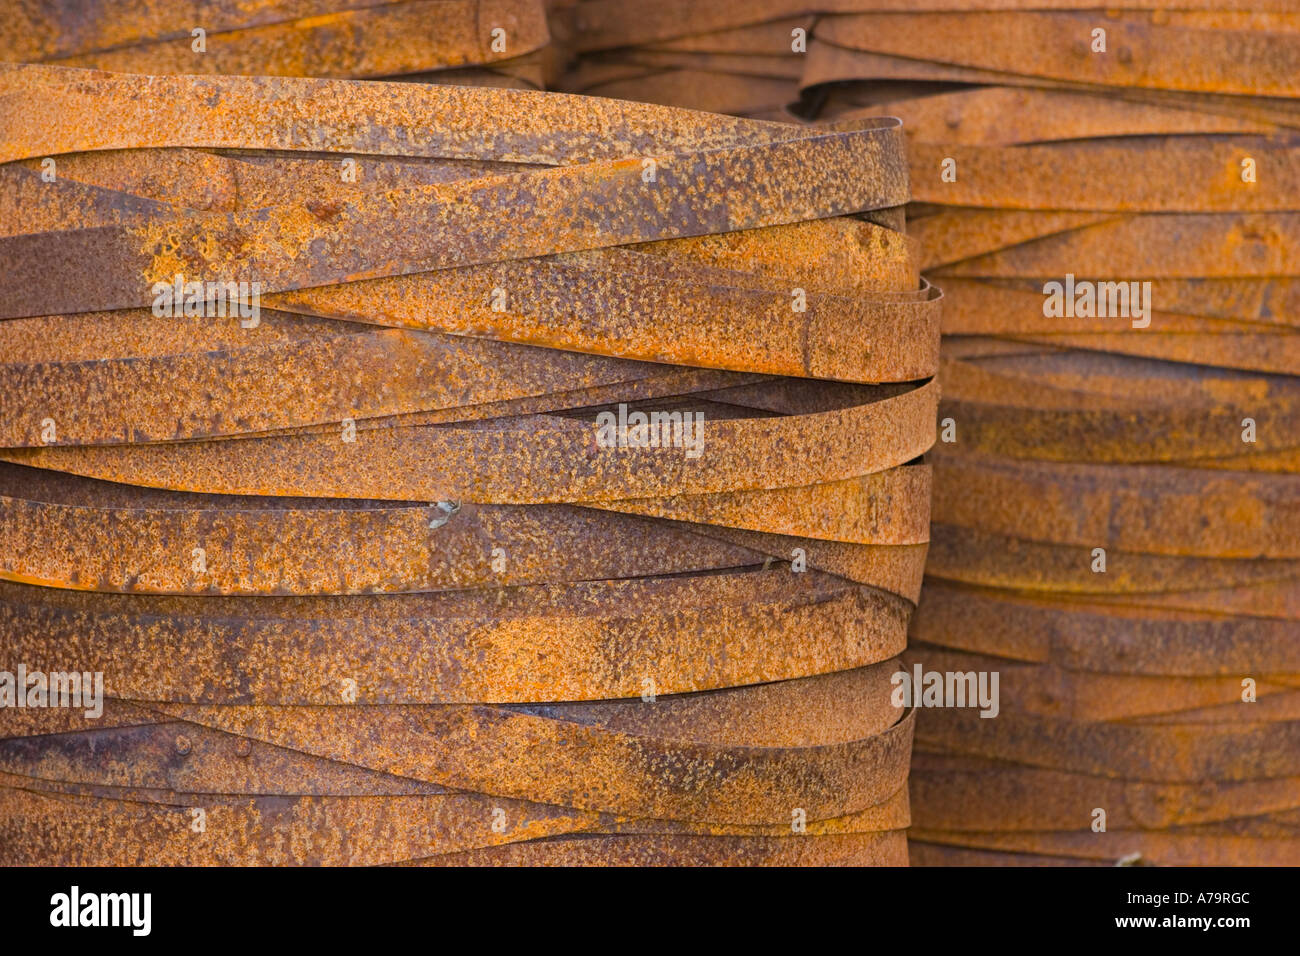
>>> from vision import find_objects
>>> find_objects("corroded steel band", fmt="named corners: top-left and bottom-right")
top-left (0, 54), bottom-right (935, 867)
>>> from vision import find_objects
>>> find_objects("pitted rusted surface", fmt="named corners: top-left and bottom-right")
top-left (0, 51), bottom-right (936, 865)
top-left (0, 0), bottom-right (552, 85)
top-left (791, 4), bottom-right (1300, 867)
top-left (14, 0), bottom-right (1299, 871)
top-left (421, 0), bottom-right (1300, 866)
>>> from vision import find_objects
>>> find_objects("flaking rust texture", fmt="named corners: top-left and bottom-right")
top-left (22, 0), bottom-right (1295, 872)
top-left (538, 1), bottom-right (1300, 867)
top-left (0, 2), bottom-right (937, 866)
top-left (795, 4), bottom-right (1300, 866)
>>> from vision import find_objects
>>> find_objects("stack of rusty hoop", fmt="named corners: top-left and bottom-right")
top-left (797, 6), bottom-right (1300, 865)
top-left (0, 42), bottom-right (940, 863)
top-left (13, 0), bottom-right (1294, 870)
